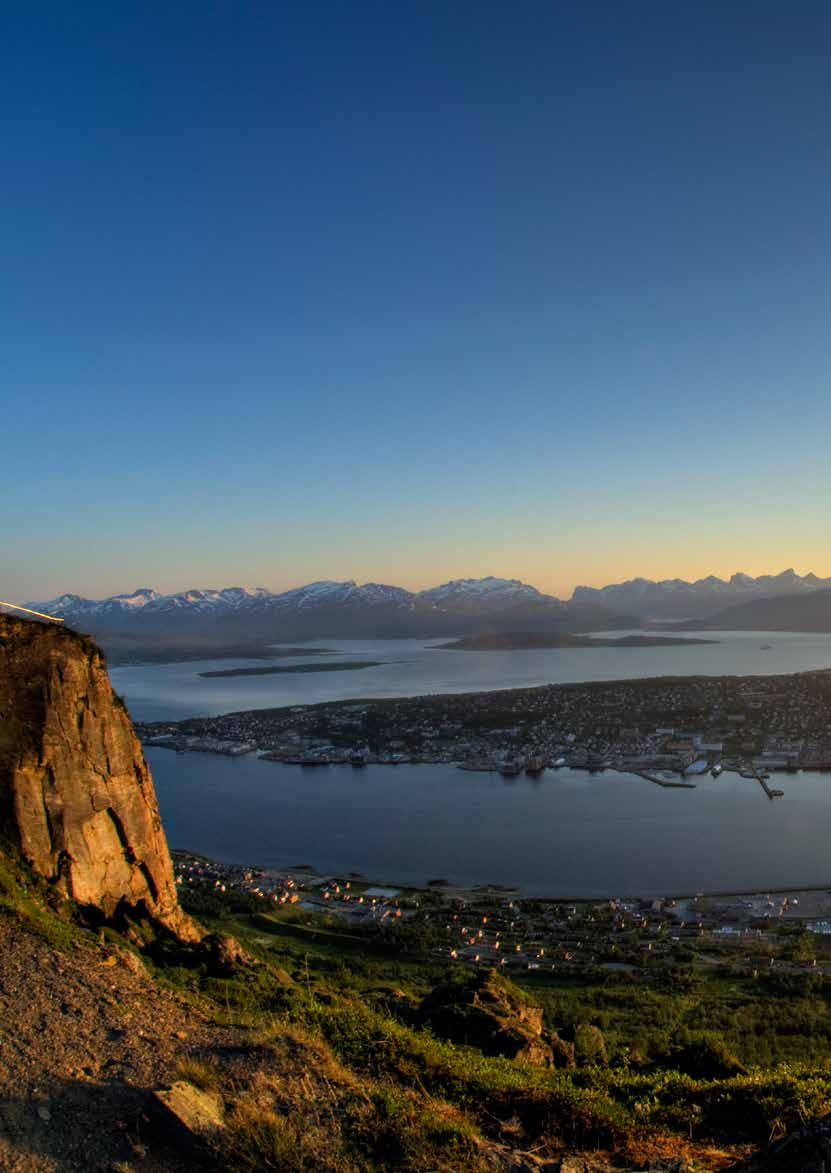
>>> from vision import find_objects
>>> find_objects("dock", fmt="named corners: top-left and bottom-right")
top-left (634, 771), bottom-right (696, 790)
top-left (745, 764), bottom-right (784, 801)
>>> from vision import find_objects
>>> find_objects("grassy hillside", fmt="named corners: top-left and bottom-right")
top-left (4, 845), bottom-right (831, 1169)
top-left (157, 883), bottom-right (831, 1169)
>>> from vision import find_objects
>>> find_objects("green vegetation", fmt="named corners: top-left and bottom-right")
top-left (144, 883), bottom-right (831, 1167)
top-left (6, 855), bottom-right (831, 1167)
top-left (220, 1023), bottom-right (489, 1172)
top-left (0, 845), bottom-right (80, 951)
top-left (174, 886), bottom-right (831, 1069)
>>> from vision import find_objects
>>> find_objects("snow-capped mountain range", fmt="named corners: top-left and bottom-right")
top-left (32, 576), bottom-right (557, 623)
top-left (572, 568), bottom-right (831, 620)
top-left (31, 569), bottom-right (831, 629)
top-left (40, 586), bottom-right (273, 617)
top-left (22, 565), bottom-right (831, 642)
top-left (26, 576), bottom-right (597, 643)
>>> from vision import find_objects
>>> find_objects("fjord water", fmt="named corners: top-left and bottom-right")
top-left (113, 630), bottom-right (831, 722)
top-left (146, 749), bottom-right (831, 896)
top-left (128, 632), bottom-right (831, 895)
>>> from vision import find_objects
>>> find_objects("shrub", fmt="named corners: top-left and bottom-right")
top-left (573, 1023), bottom-right (608, 1067)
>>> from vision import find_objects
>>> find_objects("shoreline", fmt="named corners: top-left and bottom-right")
top-left (144, 737), bottom-right (831, 776)
top-left (169, 845), bottom-right (831, 907)
top-left (133, 662), bottom-right (831, 776)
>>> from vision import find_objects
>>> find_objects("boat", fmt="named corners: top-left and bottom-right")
top-left (760, 644), bottom-right (773, 650)
top-left (525, 755), bottom-right (546, 775)
top-left (711, 763), bottom-right (723, 777)
top-left (499, 758), bottom-right (523, 777)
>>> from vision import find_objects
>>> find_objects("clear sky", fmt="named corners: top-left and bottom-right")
top-left (4, 2), bottom-right (830, 603)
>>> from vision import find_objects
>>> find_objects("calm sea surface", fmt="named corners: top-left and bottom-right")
top-left (120, 632), bottom-right (831, 895)
top-left (111, 630), bottom-right (831, 723)
top-left (146, 750), bottom-right (831, 897)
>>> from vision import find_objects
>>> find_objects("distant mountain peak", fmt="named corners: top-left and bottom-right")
top-left (572, 568), bottom-right (831, 620)
top-left (417, 577), bottom-right (556, 612)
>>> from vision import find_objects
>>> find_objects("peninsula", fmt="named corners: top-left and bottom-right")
top-left (138, 665), bottom-right (831, 777)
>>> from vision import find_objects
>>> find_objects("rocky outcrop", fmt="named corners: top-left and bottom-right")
top-left (418, 969), bottom-right (574, 1067)
top-left (0, 614), bottom-right (199, 941)
top-left (200, 932), bottom-right (258, 975)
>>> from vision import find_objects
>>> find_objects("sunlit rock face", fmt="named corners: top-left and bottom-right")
top-left (0, 613), bottom-right (199, 941)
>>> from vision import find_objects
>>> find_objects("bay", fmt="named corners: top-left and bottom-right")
top-left (112, 630), bottom-right (831, 723)
top-left (146, 749), bottom-right (831, 898)
top-left (130, 633), bottom-right (831, 895)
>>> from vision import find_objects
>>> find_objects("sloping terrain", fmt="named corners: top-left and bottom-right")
top-left (679, 589), bottom-right (831, 632)
top-left (2, 614), bottom-right (831, 1172)
top-left (0, 908), bottom-right (236, 1172)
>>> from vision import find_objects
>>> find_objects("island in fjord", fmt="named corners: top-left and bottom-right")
top-left (436, 631), bottom-right (718, 651)
top-left (198, 659), bottom-right (383, 678)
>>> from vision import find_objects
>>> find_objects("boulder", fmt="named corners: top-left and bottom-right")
top-left (201, 932), bottom-right (257, 975)
top-left (419, 968), bottom-right (571, 1067)
top-left (148, 1081), bottom-right (224, 1156)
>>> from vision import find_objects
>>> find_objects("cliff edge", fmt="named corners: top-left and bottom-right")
top-left (0, 613), bottom-right (199, 941)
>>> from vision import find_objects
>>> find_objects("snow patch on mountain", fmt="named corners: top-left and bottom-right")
top-left (35, 586), bottom-right (268, 618)
top-left (417, 577), bottom-right (557, 610)
top-left (260, 581), bottom-right (415, 610)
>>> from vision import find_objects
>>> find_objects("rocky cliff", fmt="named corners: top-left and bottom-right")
top-left (0, 613), bottom-right (199, 940)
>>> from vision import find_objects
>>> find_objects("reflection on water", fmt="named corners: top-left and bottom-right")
top-left (147, 749), bottom-right (831, 897)
top-left (114, 631), bottom-right (831, 722)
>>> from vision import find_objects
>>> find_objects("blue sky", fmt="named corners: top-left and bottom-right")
top-left (4, 2), bottom-right (830, 601)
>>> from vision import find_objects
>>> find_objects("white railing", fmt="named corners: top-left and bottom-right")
top-left (0, 601), bottom-right (64, 623)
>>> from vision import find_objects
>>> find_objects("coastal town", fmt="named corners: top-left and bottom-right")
top-left (137, 667), bottom-right (831, 781)
top-left (173, 850), bottom-right (831, 978)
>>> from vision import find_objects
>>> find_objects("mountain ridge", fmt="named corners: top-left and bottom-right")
top-left (574, 567), bottom-right (831, 619)
top-left (32, 575), bottom-right (558, 618)
top-left (24, 577), bottom-right (628, 647)
top-left (29, 567), bottom-right (831, 628)
top-left (675, 588), bottom-right (831, 633)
